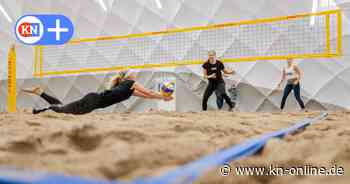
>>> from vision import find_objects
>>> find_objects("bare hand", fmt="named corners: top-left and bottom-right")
top-left (223, 73), bottom-right (230, 78)
top-left (163, 96), bottom-right (174, 101)
top-left (226, 68), bottom-right (235, 75)
top-left (293, 80), bottom-right (299, 85)
top-left (276, 83), bottom-right (282, 91)
top-left (208, 73), bottom-right (216, 79)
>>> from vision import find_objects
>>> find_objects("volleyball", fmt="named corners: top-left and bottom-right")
top-left (160, 81), bottom-right (175, 97)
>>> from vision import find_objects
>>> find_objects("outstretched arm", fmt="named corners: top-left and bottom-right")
top-left (133, 90), bottom-right (152, 98)
top-left (134, 89), bottom-right (172, 101)
top-left (132, 82), bottom-right (173, 101)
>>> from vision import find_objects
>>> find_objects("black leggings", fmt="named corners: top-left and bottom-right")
top-left (202, 82), bottom-right (234, 111)
top-left (280, 83), bottom-right (305, 110)
top-left (34, 92), bottom-right (101, 115)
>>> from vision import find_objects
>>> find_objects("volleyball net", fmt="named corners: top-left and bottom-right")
top-left (33, 9), bottom-right (342, 77)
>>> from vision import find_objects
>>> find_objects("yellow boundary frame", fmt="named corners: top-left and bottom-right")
top-left (34, 9), bottom-right (342, 77)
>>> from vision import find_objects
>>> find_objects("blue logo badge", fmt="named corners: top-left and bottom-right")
top-left (15, 15), bottom-right (74, 45)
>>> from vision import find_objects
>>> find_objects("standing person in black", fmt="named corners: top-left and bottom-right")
top-left (21, 70), bottom-right (173, 115)
top-left (202, 50), bottom-right (235, 111)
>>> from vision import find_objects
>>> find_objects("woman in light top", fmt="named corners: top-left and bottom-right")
top-left (277, 58), bottom-right (305, 111)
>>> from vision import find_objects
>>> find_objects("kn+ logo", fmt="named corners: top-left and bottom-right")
top-left (15, 14), bottom-right (74, 45)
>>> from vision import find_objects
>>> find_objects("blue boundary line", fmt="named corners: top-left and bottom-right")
top-left (0, 112), bottom-right (328, 184)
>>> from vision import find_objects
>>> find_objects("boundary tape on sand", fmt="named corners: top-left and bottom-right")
top-left (0, 112), bottom-right (328, 184)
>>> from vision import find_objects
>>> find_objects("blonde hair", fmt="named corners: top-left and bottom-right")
top-left (108, 70), bottom-right (129, 89)
top-left (208, 50), bottom-right (216, 55)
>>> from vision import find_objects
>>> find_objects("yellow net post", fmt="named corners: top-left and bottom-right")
top-left (337, 10), bottom-right (342, 56)
top-left (8, 45), bottom-right (16, 112)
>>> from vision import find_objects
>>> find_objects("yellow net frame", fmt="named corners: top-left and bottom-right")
top-left (34, 9), bottom-right (342, 77)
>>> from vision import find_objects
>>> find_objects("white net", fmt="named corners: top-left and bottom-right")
top-left (37, 10), bottom-right (341, 76)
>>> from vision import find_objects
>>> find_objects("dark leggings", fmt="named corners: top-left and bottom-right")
top-left (202, 82), bottom-right (234, 111)
top-left (280, 83), bottom-right (305, 110)
top-left (34, 92), bottom-right (101, 115)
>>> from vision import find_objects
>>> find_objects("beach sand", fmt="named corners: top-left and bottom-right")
top-left (0, 110), bottom-right (349, 183)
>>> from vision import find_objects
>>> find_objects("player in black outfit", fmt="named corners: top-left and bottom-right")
top-left (22, 71), bottom-right (173, 115)
top-left (202, 50), bottom-right (235, 111)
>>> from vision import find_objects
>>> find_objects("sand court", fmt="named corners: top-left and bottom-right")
top-left (0, 110), bottom-right (349, 183)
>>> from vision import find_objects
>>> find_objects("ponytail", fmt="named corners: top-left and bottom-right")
top-left (107, 75), bottom-right (121, 89)
top-left (108, 70), bottom-right (129, 89)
